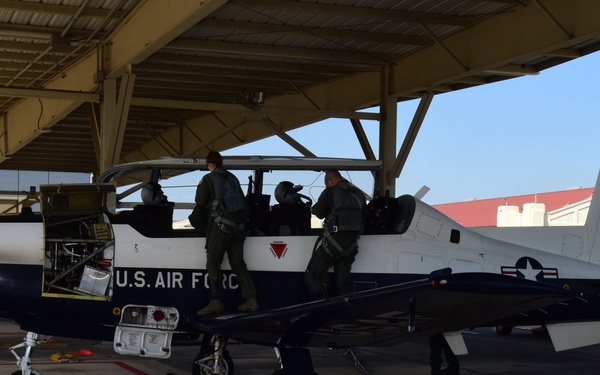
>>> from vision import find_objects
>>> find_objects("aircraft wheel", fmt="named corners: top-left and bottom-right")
top-left (495, 326), bottom-right (513, 336)
top-left (271, 369), bottom-right (319, 375)
top-left (192, 349), bottom-right (234, 375)
top-left (11, 369), bottom-right (42, 375)
top-left (532, 325), bottom-right (549, 335)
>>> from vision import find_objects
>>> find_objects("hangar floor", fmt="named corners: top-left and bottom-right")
top-left (1, 319), bottom-right (599, 374)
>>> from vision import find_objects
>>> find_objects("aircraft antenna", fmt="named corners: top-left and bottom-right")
top-left (414, 185), bottom-right (430, 200)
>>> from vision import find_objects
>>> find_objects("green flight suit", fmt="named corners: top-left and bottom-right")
top-left (192, 167), bottom-right (257, 301)
top-left (305, 179), bottom-right (366, 299)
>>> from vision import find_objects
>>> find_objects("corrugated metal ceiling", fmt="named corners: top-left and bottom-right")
top-left (0, 0), bottom-right (598, 173)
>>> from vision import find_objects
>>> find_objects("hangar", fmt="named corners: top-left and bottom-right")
top-left (0, 0), bottom-right (599, 194)
top-left (434, 187), bottom-right (595, 227)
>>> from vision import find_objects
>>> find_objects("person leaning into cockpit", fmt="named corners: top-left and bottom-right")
top-left (304, 169), bottom-right (366, 300)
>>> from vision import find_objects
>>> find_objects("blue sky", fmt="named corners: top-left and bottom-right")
top-left (225, 51), bottom-right (600, 205)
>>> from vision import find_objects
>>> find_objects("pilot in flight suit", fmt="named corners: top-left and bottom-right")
top-left (191, 151), bottom-right (258, 316)
top-left (305, 169), bottom-right (366, 300)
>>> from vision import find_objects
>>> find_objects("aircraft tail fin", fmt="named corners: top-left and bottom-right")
top-left (585, 170), bottom-right (600, 263)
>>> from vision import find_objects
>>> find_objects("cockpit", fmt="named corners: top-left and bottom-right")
top-left (96, 156), bottom-right (414, 238)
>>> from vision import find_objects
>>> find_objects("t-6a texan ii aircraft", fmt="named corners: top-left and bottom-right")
top-left (1, 156), bottom-right (599, 375)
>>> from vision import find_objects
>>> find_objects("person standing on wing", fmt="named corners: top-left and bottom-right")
top-left (191, 151), bottom-right (259, 315)
top-left (305, 169), bottom-right (366, 300)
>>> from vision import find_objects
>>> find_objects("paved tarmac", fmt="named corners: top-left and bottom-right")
top-left (1, 318), bottom-right (600, 374)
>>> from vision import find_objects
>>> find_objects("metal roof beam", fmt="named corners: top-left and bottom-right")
top-left (230, 0), bottom-right (476, 26)
top-left (103, 0), bottom-right (229, 79)
top-left (136, 61), bottom-right (337, 79)
top-left (483, 64), bottom-right (540, 76)
top-left (127, 0), bottom-right (600, 168)
top-left (0, 40), bottom-right (74, 53)
top-left (0, 0), bottom-right (227, 163)
top-left (109, 73), bottom-right (136, 168)
top-left (350, 119), bottom-right (376, 161)
top-left (199, 19), bottom-right (431, 46)
top-left (0, 22), bottom-right (97, 38)
top-left (86, 103), bottom-right (102, 170)
top-left (546, 48), bottom-right (581, 58)
top-left (1, 54), bottom-right (97, 160)
top-left (145, 53), bottom-right (360, 74)
top-left (165, 39), bottom-right (395, 65)
top-left (0, 0), bottom-right (126, 19)
top-left (0, 86), bottom-right (99, 102)
top-left (134, 73), bottom-right (315, 87)
top-left (180, 117), bottom-right (249, 158)
top-left (392, 91), bottom-right (434, 180)
top-left (130, 97), bottom-right (380, 121)
top-left (261, 118), bottom-right (316, 158)
top-left (0, 51), bottom-right (64, 64)
top-left (381, 0), bottom-right (600, 98)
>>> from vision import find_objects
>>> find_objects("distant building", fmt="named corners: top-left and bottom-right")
top-left (0, 170), bottom-right (90, 214)
top-left (433, 188), bottom-right (594, 228)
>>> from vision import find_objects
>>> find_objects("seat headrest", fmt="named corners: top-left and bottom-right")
top-left (275, 181), bottom-right (302, 204)
top-left (141, 182), bottom-right (165, 206)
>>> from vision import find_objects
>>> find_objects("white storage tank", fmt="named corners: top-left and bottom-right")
top-left (497, 205), bottom-right (521, 227)
top-left (522, 202), bottom-right (547, 226)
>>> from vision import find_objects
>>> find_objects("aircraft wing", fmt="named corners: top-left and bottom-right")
top-left (189, 272), bottom-right (577, 348)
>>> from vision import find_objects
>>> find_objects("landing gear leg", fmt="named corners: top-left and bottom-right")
top-left (272, 347), bottom-right (319, 375)
top-left (344, 348), bottom-right (372, 375)
top-left (192, 334), bottom-right (234, 375)
top-left (9, 331), bottom-right (48, 375)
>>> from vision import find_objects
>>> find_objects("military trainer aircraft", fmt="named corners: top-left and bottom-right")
top-left (1, 156), bottom-right (599, 375)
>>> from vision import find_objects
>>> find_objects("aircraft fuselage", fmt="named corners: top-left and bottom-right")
top-left (1, 193), bottom-right (600, 341)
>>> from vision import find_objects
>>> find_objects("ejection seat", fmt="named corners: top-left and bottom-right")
top-left (111, 182), bottom-right (174, 237)
top-left (363, 192), bottom-right (415, 235)
top-left (246, 192), bottom-right (270, 236)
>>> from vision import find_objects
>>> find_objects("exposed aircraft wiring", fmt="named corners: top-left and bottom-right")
top-left (344, 348), bottom-right (373, 375)
top-left (60, 244), bottom-right (83, 258)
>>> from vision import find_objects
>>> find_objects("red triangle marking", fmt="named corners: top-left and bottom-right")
top-left (270, 243), bottom-right (287, 259)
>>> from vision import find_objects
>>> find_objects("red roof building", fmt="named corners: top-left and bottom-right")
top-left (432, 188), bottom-right (594, 227)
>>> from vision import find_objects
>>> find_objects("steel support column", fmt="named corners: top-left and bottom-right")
top-left (99, 73), bottom-right (135, 173)
top-left (392, 91), bottom-right (434, 180)
top-left (378, 65), bottom-right (397, 196)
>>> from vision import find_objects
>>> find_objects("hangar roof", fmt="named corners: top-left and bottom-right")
top-left (434, 188), bottom-right (595, 227)
top-left (0, 0), bottom-right (599, 176)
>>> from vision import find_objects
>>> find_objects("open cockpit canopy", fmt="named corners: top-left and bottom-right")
top-left (99, 156), bottom-right (383, 209)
